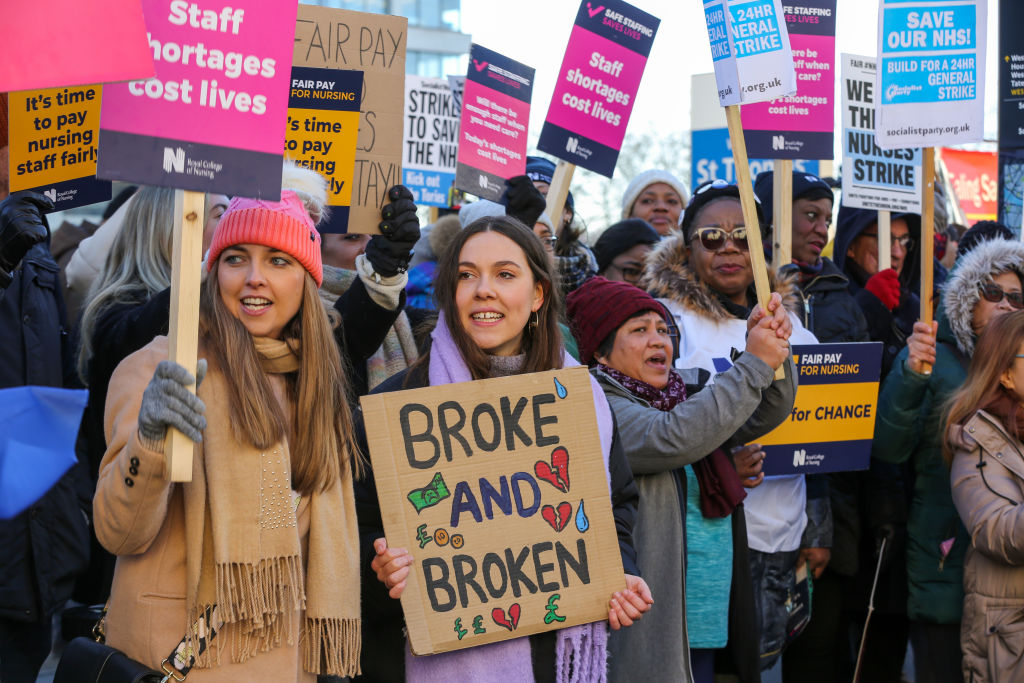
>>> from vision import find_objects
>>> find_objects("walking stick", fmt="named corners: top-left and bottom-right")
top-left (853, 536), bottom-right (887, 683)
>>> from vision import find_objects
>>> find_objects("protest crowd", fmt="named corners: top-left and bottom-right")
top-left (2, 1), bottom-right (1022, 683)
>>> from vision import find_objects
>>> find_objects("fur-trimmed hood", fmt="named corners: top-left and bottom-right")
top-left (641, 231), bottom-right (802, 322)
top-left (942, 238), bottom-right (1024, 356)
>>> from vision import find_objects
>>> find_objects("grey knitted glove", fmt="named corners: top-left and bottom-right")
top-left (137, 359), bottom-right (208, 445)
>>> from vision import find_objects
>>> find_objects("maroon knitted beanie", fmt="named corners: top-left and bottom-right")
top-left (566, 276), bottom-right (671, 364)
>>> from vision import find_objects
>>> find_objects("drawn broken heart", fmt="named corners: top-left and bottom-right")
top-left (534, 447), bottom-right (570, 493)
top-left (541, 502), bottom-right (572, 532)
top-left (492, 603), bottom-right (521, 631)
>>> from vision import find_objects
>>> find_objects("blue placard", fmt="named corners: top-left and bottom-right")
top-left (691, 127), bottom-right (819, 189)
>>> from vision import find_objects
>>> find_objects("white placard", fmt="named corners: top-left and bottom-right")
top-left (875, 0), bottom-right (987, 149)
top-left (703, 0), bottom-right (798, 107)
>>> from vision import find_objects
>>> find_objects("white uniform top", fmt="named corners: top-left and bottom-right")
top-left (663, 297), bottom-right (818, 553)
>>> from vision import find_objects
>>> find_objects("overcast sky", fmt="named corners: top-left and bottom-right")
top-left (461, 0), bottom-right (1001, 152)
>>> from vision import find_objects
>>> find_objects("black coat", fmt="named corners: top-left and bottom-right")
top-left (0, 243), bottom-right (90, 623)
top-left (786, 258), bottom-right (870, 345)
top-left (73, 276), bottom-right (401, 604)
top-left (352, 364), bottom-right (640, 682)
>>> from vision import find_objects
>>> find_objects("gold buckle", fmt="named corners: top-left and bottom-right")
top-left (160, 658), bottom-right (187, 682)
top-left (92, 605), bottom-right (108, 643)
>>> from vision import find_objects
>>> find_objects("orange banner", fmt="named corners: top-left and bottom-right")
top-left (941, 147), bottom-right (998, 224)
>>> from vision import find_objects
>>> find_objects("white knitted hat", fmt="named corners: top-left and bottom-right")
top-left (620, 169), bottom-right (690, 222)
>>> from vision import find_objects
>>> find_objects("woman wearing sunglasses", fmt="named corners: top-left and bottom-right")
top-left (642, 180), bottom-right (815, 676)
top-left (872, 238), bottom-right (1024, 682)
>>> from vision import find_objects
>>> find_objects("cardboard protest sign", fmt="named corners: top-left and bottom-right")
top-left (840, 54), bottom-right (923, 214)
top-left (97, 0), bottom-right (297, 197)
top-left (876, 0), bottom-right (987, 149)
top-left (759, 343), bottom-right (883, 475)
top-left (360, 367), bottom-right (624, 655)
top-left (0, 0), bottom-right (153, 92)
top-left (403, 76), bottom-right (460, 208)
top-left (743, 0), bottom-right (836, 160)
top-left (286, 68), bottom-right (362, 232)
top-left (294, 7), bottom-right (407, 233)
top-left (690, 73), bottom-right (818, 189)
top-left (9, 84), bottom-right (111, 210)
top-left (702, 0), bottom-right (797, 107)
top-left (455, 45), bottom-right (534, 202)
top-left (536, 0), bottom-right (660, 178)
top-left (941, 147), bottom-right (997, 223)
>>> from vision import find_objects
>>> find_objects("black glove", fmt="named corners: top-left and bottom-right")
top-left (873, 523), bottom-right (900, 573)
top-left (364, 185), bottom-right (420, 277)
top-left (0, 191), bottom-right (53, 288)
top-left (501, 175), bottom-right (546, 228)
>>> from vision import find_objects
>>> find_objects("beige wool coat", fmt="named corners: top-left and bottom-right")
top-left (94, 338), bottom-right (315, 682)
top-left (949, 410), bottom-right (1024, 683)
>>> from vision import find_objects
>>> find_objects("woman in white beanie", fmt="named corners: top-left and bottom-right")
top-left (621, 169), bottom-right (690, 237)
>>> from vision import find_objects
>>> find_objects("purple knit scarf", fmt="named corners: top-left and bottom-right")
top-left (404, 312), bottom-right (611, 683)
top-left (593, 363), bottom-right (687, 411)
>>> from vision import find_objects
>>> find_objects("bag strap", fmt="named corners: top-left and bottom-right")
top-left (95, 603), bottom-right (221, 682)
top-left (159, 605), bottom-right (221, 681)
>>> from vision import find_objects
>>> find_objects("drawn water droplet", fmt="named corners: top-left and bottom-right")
top-left (575, 500), bottom-right (589, 532)
top-left (554, 377), bottom-right (568, 399)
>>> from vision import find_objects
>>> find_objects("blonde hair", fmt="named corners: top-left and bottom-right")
top-left (200, 261), bottom-right (361, 492)
top-left (78, 186), bottom-right (176, 381)
top-left (282, 160), bottom-right (329, 226)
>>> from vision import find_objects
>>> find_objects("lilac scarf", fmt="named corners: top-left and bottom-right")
top-left (405, 312), bottom-right (612, 683)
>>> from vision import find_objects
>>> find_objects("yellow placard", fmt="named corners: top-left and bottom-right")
top-left (9, 84), bottom-right (102, 189)
top-left (756, 382), bottom-right (879, 446)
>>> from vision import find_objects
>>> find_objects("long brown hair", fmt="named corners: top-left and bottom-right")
top-left (199, 261), bottom-right (361, 493)
top-left (944, 309), bottom-right (1024, 464)
top-left (427, 215), bottom-right (564, 380)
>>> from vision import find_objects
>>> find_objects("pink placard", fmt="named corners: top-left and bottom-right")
top-left (457, 80), bottom-right (530, 180)
top-left (544, 25), bottom-right (647, 151)
top-left (100, 0), bottom-right (297, 155)
top-left (0, 0), bottom-right (154, 92)
top-left (743, 33), bottom-right (835, 134)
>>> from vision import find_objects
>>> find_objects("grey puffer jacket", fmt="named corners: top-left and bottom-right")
top-left (598, 352), bottom-right (796, 683)
top-left (949, 411), bottom-right (1024, 683)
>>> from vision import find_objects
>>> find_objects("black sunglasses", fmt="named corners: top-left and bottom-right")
top-left (980, 282), bottom-right (1024, 309)
top-left (694, 226), bottom-right (749, 251)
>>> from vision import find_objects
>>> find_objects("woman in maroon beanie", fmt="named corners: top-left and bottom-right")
top-left (566, 276), bottom-right (795, 683)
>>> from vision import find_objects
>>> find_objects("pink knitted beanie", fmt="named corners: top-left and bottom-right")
top-left (206, 190), bottom-right (323, 286)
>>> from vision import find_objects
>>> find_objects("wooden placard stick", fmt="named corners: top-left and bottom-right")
top-left (878, 211), bottom-right (892, 272)
top-left (919, 147), bottom-right (936, 375)
top-left (545, 160), bottom-right (576, 230)
top-left (772, 159), bottom-right (793, 271)
top-left (428, 207), bottom-right (439, 224)
top-left (165, 189), bottom-right (206, 481)
top-left (725, 105), bottom-right (785, 380)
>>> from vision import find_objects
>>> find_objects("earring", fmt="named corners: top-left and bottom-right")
top-left (529, 311), bottom-right (539, 329)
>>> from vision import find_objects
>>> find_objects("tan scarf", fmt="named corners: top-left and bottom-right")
top-left (183, 337), bottom-right (361, 676)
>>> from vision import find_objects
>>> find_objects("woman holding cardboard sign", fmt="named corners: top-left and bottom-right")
top-left (355, 215), bottom-right (651, 681)
top-left (93, 189), bottom-right (364, 681)
top-left (565, 276), bottom-right (794, 683)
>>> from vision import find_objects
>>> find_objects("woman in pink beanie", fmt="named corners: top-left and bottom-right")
top-left (93, 189), bottom-right (365, 680)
